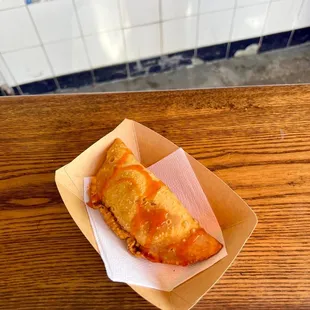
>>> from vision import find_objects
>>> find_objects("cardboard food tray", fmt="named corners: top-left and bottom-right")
top-left (55, 119), bottom-right (257, 310)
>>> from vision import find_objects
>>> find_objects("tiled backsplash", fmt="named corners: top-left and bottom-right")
top-left (0, 0), bottom-right (309, 94)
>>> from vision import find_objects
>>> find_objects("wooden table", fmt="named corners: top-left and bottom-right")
top-left (1, 85), bottom-right (310, 309)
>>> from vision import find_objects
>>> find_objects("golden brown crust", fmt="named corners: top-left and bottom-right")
top-left (99, 204), bottom-right (144, 258)
top-left (99, 205), bottom-right (131, 240)
top-left (91, 138), bottom-right (223, 266)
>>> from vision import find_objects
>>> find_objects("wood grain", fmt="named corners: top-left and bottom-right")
top-left (1, 85), bottom-right (310, 309)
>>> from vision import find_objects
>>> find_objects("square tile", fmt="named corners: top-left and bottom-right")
top-left (229, 37), bottom-right (260, 57)
top-left (290, 27), bottom-right (310, 46)
top-left (94, 63), bottom-right (127, 83)
top-left (295, 0), bottom-right (310, 29)
top-left (74, 0), bottom-right (121, 36)
top-left (197, 43), bottom-right (227, 61)
top-left (237, 0), bottom-right (268, 7)
top-left (260, 31), bottom-right (291, 53)
top-left (20, 78), bottom-right (57, 95)
top-left (0, 56), bottom-right (15, 86)
top-left (198, 9), bottom-right (234, 47)
top-left (124, 24), bottom-right (161, 61)
top-left (162, 0), bottom-right (198, 20)
top-left (3, 46), bottom-right (52, 84)
top-left (200, 0), bottom-right (235, 13)
top-left (263, 0), bottom-right (303, 35)
top-left (120, 0), bottom-right (159, 27)
top-left (0, 0), bottom-right (24, 10)
top-left (163, 17), bottom-right (197, 54)
top-left (12, 87), bottom-right (20, 95)
top-left (84, 30), bottom-right (126, 68)
top-left (29, 1), bottom-right (80, 43)
top-left (0, 7), bottom-right (39, 52)
top-left (45, 38), bottom-right (90, 76)
top-left (232, 3), bottom-right (268, 41)
top-left (57, 71), bottom-right (93, 89)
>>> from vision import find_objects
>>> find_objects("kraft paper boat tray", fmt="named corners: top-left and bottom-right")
top-left (55, 119), bottom-right (257, 310)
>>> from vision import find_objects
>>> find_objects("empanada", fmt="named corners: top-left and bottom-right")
top-left (89, 138), bottom-right (222, 266)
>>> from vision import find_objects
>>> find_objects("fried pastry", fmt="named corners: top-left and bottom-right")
top-left (89, 138), bottom-right (222, 266)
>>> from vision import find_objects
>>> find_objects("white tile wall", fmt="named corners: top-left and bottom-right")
top-left (200, 0), bottom-right (235, 13)
top-left (0, 7), bottom-right (39, 52)
top-left (237, 0), bottom-right (269, 7)
top-left (125, 24), bottom-right (161, 61)
top-left (163, 16), bottom-right (197, 54)
top-left (0, 56), bottom-right (14, 86)
top-left (0, 0), bottom-right (24, 10)
top-left (263, 0), bottom-right (303, 35)
top-left (162, 0), bottom-right (198, 20)
top-left (3, 46), bottom-right (52, 84)
top-left (0, 0), bottom-right (309, 87)
top-left (198, 10), bottom-right (234, 47)
top-left (74, 0), bottom-right (121, 36)
top-left (232, 3), bottom-right (269, 41)
top-left (84, 30), bottom-right (126, 68)
top-left (29, 1), bottom-right (80, 43)
top-left (120, 0), bottom-right (159, 28)
top-left (45, 38), bottom-right (90, 76)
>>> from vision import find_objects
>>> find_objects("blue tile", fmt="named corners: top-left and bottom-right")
top-left (94, 64), bottom-right (127, 83)
top-left (20, 78), bottom-right (57, 95)
top-left (148, 64), bottom-right (161, 73)
top-left (290, 27), bottom-right (310, 46)
top-left (127, 51), bottom-right (195, 77)
top-left (58, 71), bottom-right (93, 89)
top-left (13, 87), bottom-right (20, 95)
top-left (228, 38), bottom-right (260, 58)
top-left (163, 49), bottom-right (194, 70)
top-left (129, 57), bottom-right (160, 77)
top-left (197, 43), bottom-right (227, 62)
top-left (260, 31), bottom-right (291, 53)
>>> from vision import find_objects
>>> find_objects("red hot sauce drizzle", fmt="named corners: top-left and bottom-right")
top-left (95, 149), bottom-right (207, 265)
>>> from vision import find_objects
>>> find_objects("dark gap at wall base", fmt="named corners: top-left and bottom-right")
top-left (20, 79), bottom-right (57, 95)
top-left (58, 71), bottom-right (93, 89)
top-left (13, 26), bottom-right (310, 95)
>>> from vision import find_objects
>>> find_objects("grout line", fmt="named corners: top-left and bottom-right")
top-left (159, 0), bottom-right (164, 56)
top-left (117, 0), bottom-right (131, 78)
top-left (287, 30), bottom-right (295, 47)
top-left (193, 0), bottom-right (201, 59)
top-left (258, 0), bottom-right (273, 48)
top-left (0, 4), bottom-right (25, 13)
top-left (72, 0), bottom-right (96, 84)
top-left (15, 85), bottom-right (23, 95)
top-left (225, 1), bottom-right (238, 58)
top-left (0, 53), bottom-right (23, 95)
top-left (0, 59), bottom-right (7, 83)
top-left (293, 0), bottom-right (305, 30)
top-left (0, 36), bottom-right (82, 55)
top-left (25, 4), bottom-right (61, 90)
top-left (287, 0), bottom-right (305, 46)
